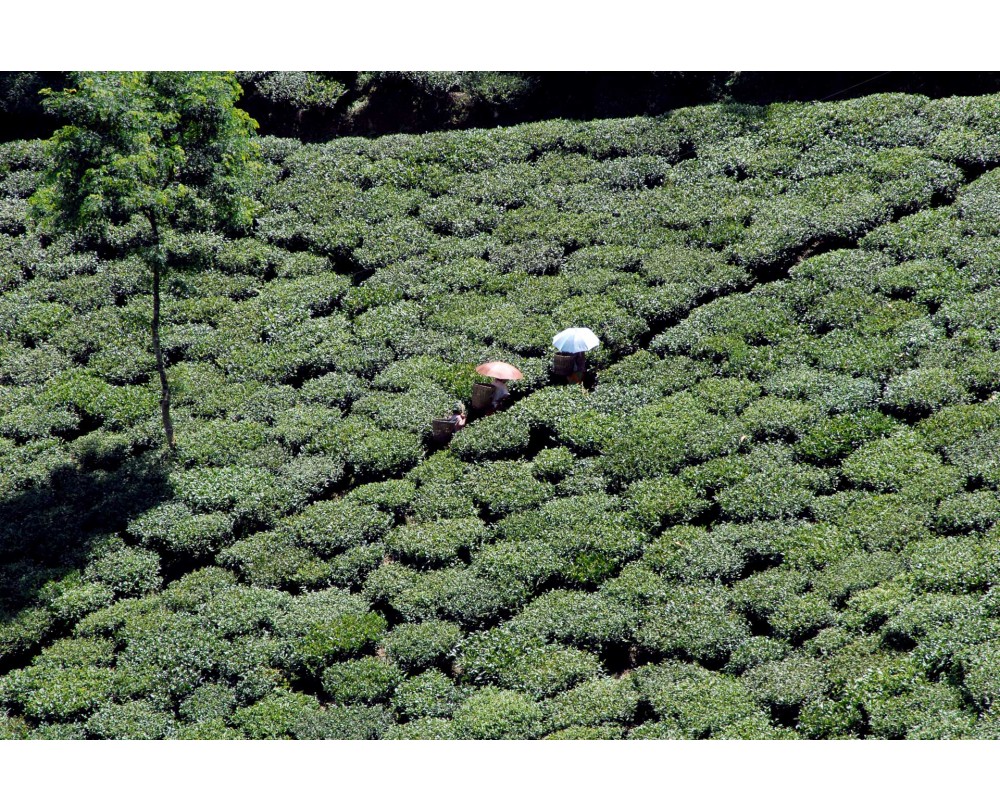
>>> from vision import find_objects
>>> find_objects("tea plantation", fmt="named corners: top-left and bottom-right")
top-left (2, 92), bottom-right (1000, 739)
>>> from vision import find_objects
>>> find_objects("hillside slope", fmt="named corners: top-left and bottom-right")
top-left (2, 93), bottom-right (1000, 739)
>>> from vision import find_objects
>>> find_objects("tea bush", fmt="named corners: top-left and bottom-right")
top-left (321, 658), bottom-right (403, 705)
top-left (383, 620), bottom-right (463, 672)
top-left (285, 498), bottom-right (393, 557)
top-left (232, 688), bottom-right (323, 740)
top-left (543, 677), bottom-right (641, 730)
top-left (458, 625), bottom-right (602, 699)
top-left (392, 669), bottom-right (466, 719)
top-left (643, 526), bottom-right (745, 583)
top-left (451, 687), bottom-right (546, 739)
top-left (385, 518), bottom-right (487, 568)
top-left (272, 588), bottom-right (387, 676)
top-left (842, 431), bottom-right (945, 492)
top-left (625, 476), bottom-right (710, 530)
top-left (636, 583), bottom-right (751, 661)
top-left (467, 461), bottom-right (555, 519)
top-left (85, 700), bottom-right (176, 740)
top-left (508, 589), bottom-right (634, 649)
top-left (634, 662), bottom-right (766, 738)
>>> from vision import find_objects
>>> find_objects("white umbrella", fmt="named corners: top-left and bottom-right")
top-left (552, 327), bottom-right (600, 353)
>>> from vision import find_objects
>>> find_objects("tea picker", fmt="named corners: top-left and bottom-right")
top-left (432, 402), bottom-right (467, 444)
top-left (552, 327), bottom-right (599, 387)
top-left (473, 361), bottom-right (523, 412)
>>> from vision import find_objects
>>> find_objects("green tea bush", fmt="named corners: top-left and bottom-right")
top-left (219, 530), bottom-right (331, 590)
top-left (175, 419), bottom-right (271, 467)
top-left (457, 625), bottom-right (602, 698)
top-left (715, 446), bottom-right (831, 521)
top-left (908, 535), bottom-right (999, 593)
top-left (321, 658), bottom-right (403, 705)
top-left (531, 446), bottom-right (576, 482)
top-left (764, 364), bottom-right (880, 413)
top-left (410, 480), bottom-right (479, 522)
top-left (636, 583), bottom-right (750, 661)
top-left (934, 491), bottom-right (1000, 534)
top-left (810, 551), bottom-right (906, 602)
top-left (491, 494), bottom-right (645, 588)
top-left (84, 547), bottom-right (161, 598)
top-left (232, 688), bottom-right (323, 740)
top-left (299, 371), bottom-right (367, 411)
top-left (383, 717), bottom-right (455, 739)
top-left (943, 427), bottom-right (1000, 487)
top-left (796, 696), bottom-right (864, 739)
top-left (198, 586), bottom-right (292, 638)
top-left (767, 593), bottom-right (836, 641)
top-left (178, 683), bottom-right (237, 724)
top-left (43, 578), bottom-right (114, 625)
top-left (2, 663), bottom-right (114, 723)
top-left (383, 620), bottom-right (463, 672)
top-left (171, 465), bottom-right (282, 523)
top-left (467, 461), bottom-right (555, 519)
top-left (882, 367), bottom-right (969, 415)
top-left (625, 476), bottom-right (710, 530)
top-left (643, 526), bottom-right (745, 583)
top-left (730, 566), bottom-right (811, 622)
top-left (112, 610), bottom-right (227, 704)
top-left (365, 562), bottom-right (510, 625)
top-left (508, 589), bottom-right (634, 649)
top-left (544, 677), bottom-right (640, 730)
top-left (723, 636), bottom-right (793, 675)
top-left (385, 517), bottom-right (487, 567)
top-left (599, 395), bottom-right (743, 484)
top-left (451, 687), bottom-right (545, 739)
top-left (633, 661), bottom-right (765, 738)
top-left (392, 669), bottom-right (466, 720)
top-left (795, 410), bottom-right (898, 463)
top-left (285, 498), bottom-right (393, 557)
top-left (128, 503), bottom-right (234, 557)
top-left (342, 426), bottom-right (424, 480)
top-left (866, 680), bottom-right (968, 739)
top-left (343, 478), bottom-right (416, 520)
top-left (271, 405), bottom-right (344, 452)
top-left (812, 490), bottom-right (935, 552)
top-left (842, 431), bottom-right (944, 492)
top-left (85, 700), bottom-right (176, 740)
top-left (449, 411), bottom-right (532, 463)
top-left (352, 387), bottom-right (456, 437)
top-left (170, 719), bottom-right (244, 739)
top-left (272, 588), bottom-right (386, 676)
top-left (26, 722), bottom-right (89, 740)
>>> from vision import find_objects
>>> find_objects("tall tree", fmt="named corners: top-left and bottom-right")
top-left (29, 71), bottom-right (260, 451)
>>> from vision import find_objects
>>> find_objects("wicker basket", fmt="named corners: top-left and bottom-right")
top-left (471, 383), bottom-right (495, 410)
top-left (432, 418), bottom-right (457, 442)
top-left (552, 352), bottom-right (575, 376)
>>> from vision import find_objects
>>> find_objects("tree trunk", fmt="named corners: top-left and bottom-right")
top-left (147, 216), bottom-right (176, 452)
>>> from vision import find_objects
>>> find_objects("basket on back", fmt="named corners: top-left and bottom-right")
top-left (552, 352), bottom-right (575, 376)
top-left (432, 418), bottom-right (457, 442)
top-left (471, 383), bottom-right (494, 410)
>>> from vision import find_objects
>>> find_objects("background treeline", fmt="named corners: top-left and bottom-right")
top-left (4, 71), bottom-right (1000, 142)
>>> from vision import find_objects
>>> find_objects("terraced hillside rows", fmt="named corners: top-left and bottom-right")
top-left (2, 93), bottom-right (1000, 739)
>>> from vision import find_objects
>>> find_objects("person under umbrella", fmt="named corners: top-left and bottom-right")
top-left (552, 327), bottom-right (600, 385)
top-left (473, 361), bottom-right (523, 412)
top-left (491, 378), bottom-right (510, 407)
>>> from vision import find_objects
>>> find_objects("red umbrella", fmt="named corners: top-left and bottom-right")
top-left (475, 361), bottom-right (523, 380)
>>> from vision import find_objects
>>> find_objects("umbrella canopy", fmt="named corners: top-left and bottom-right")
top-left (475, 361), bottom-right (523, 380)
top-left (552, 327), bottom-right (600, 353)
